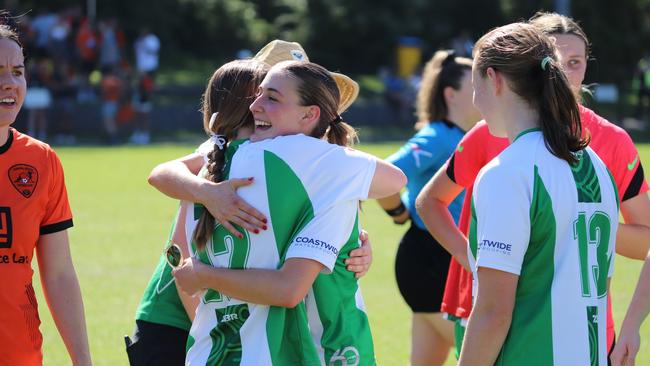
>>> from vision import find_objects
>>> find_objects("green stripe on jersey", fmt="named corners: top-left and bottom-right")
top-left (263, 150), bottom-right (320, 366)
top-left (498, 165), bottom-right (555, 365)
top-left (206, 304), bottom-right (250, 365)
top-left (469, 198), bottom-right (478, 260)
top-left (570, 150), bottom-right (601, 203)
top-left (311, 214), bottom-right (375, 365)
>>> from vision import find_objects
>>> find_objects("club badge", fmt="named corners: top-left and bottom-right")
top-left (8, 164), bottom-right (39, 198)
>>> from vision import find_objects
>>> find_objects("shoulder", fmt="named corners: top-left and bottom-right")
top-left (580, 105), bottom-right (632, 144)
top-left (477, 133), bottom-right (541, 187)
top-left (12, 129), bottom-right (57, 159)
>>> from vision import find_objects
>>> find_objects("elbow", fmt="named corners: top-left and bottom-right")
top-left (147, 164), bottom-right (163, 187)
top-left (275, 284), bottom-right (309, 308)
top-left (396, 169), bottom-right (408, 192)
top-left (414, 191), bottom-right (428, 218)
top-left (277, 287), bottom-right (307, 309)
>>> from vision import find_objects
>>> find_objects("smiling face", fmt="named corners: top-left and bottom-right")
top-left (248, 67), bottom-right (315, 142)
top-left (0, 38), bottom-right (25, 129)
top-left (553, 34), bottom-right (587, 96)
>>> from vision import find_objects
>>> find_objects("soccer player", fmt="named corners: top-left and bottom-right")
top-left (458, 22), bottom-right (618, 365)
top-left (376, 49), bottom-right (479, 364)
top-left (0, 18), bottom-right (92, 365)
top-left (130, 41), bottom-right (373, 365)
top-left (416, 12), bottom-right (650, 358)
top-left (172, 61), bottom-right (405, 365)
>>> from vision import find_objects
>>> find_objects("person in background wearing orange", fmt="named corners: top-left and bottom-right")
top-left (100, 66), bottom-right (123, 144)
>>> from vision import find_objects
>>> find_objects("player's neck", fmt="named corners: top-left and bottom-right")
top-left (0, 126), bottom-right (9, 147)
top-left (503, 104), bottom-right (539, 143)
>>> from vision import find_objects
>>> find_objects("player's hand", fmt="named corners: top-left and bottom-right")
top-left (172, 257), bottom-right (207, 296)
top-left (610, 326), bottom-right (640, 366)
top-left (345, 230), bottom-right (373, 279)
top-left (200, 178), bottom-right (267, 237)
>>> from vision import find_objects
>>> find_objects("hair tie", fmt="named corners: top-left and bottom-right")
top-left (207, 112), bottom-right (227, 150)
top-left (209, 134), bottom-right (227, 150)
top-left (541, 56), bottom-right (553, 71)
top-left (330, 115), bottom-right (343, 126)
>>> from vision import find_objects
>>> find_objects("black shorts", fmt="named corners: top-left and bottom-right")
top-left (394, 223), bottom-right (451, 313)
top-left (125, 320), bottom-right (189, 366)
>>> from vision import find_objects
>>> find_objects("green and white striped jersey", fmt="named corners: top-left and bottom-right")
top-left (468, 130), bottom-right (619, 366)
top-left (185, 134), bottom-right (377, 366)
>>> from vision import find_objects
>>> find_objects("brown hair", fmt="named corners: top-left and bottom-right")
top-left (474, 22), bottom-right (588, 164)
top-left (193, 59), bottom-right (268, 249)
top-left (529, 11), bottom-right (590, 57)
top-left (416, 50), bottom-right (472, 129)
top-left (276, 61), bottom-right (358, 147)
top-left (0, 11), bottom-right (23, 50)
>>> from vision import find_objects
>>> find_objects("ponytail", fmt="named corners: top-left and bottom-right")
top-left (192, 140), bottom-right (228, 250)
top-left (538, 59), bottom-right (589, 165)
top-left (474, 23), bottom-right (590, 166)
top-left (325, 118), bottom-right (358, 147)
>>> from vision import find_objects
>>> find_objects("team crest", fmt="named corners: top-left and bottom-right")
top-left (8, 164), bottom-right (39, 198)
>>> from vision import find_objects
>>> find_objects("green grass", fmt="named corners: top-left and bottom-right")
top-left (33, 141), bottom-right (650, 365)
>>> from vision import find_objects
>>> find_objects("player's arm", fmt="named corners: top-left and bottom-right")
top-left (171, 201), bottom-right (199, 321)
top-left (174, 202), bottom-right (358, 306)
top-left (148, 152), bottom-right (266, 235)
top-left (610, 252), bottom-right (650, 366)
top-left (458, 268), bottom-right (517, 366)
top-left (377, 194), bottom-right (409, 224)
top-left (617, 192), bottom-right (650, 260)
top-left (36, 230), bottom-right (92, 366)
top-left (368, 158), bottom-right (407, 199)
top-left (416, 166), bottom-right (469, 269)
top-left (173, 257), bottom-right (323, 308)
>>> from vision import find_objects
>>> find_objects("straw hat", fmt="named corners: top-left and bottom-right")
top-left (253, 40), bottom-right (359, 114)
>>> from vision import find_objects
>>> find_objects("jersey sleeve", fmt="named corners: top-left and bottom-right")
top-left (285, 200), bottom-right (358, 273)
top-left (445, 123), bottom-right (487, 188)
top-left (40, 149), bottom-right (73, 235)
top-left (613, 133), bottom-right (649, 201)
top-left (313, 147), bottom-right (377, 207)
top-left (472, 166), bottom-right (530, 275)
top-left (387, 133), bottom-right (446, 177)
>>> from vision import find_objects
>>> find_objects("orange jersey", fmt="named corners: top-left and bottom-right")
top-left (0, 128), bottom-right (73, 365)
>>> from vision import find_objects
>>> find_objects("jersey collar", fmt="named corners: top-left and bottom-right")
top-left (513, 127), bottom-right (541, 142)
top-left (0, 128), bottom-right (13, 155)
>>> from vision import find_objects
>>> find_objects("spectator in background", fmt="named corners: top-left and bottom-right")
top-left (450, 30), bottom-right (474, 58)
top-left (98, 18), bottom-right (124, 72)
top-left (24, 58), bottom-right (52, 141)
top-left (75, 18), bottom-right (98, 102)
top-left (50, 61), bottom-right (78, 145)
top-left (131, 28), bottom-right (160, 145)
top-left (635, 51), bottom-right (650, 121)
top-left (100, 66), bottom-right (123, 144)
top-left (380, 66), bottom-right (412, 126)
top-left (29, 9), bottom-right (58, 58)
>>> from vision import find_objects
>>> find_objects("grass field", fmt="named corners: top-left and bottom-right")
top-left (32, 141), bottom-right (650, 365)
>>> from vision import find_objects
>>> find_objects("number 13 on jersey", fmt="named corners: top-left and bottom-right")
top-left (573, 211), bottom-right (613, 298)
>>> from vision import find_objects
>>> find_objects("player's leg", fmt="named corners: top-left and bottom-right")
top-left (411, 312), bottom-right (454, 366)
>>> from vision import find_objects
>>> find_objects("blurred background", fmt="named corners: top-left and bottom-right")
top-left (7, 0), bottom-right (650, 144)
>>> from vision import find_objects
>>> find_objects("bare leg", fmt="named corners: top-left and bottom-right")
top-left (410, 312), bottom-right (454, 366)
